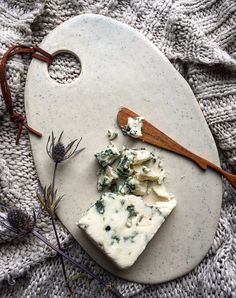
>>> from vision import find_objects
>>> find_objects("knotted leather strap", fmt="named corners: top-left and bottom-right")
top-left (0, 45), bottom-right (53, 144)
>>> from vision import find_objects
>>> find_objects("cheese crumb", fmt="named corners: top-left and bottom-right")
top-left (122, 116), bottom-right (144, 138)
top-left (107, 129), bottom-right (118, 140)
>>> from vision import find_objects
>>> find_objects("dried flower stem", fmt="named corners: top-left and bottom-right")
top-left (50, 162), bottom-right (73, 295)
top-left (0, 215), bottom-right (124, 298)
top-left (42, 132), bottom-right (86, 295)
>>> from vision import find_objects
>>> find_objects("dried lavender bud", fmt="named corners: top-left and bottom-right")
top-left (7, 208), bottom-right (34, 233)
top-left (52, 142), bottom-right (65, 162)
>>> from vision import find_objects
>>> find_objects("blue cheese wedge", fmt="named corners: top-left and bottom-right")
top-left (78, 193), bottom-right (176, 269)
top-left (123, 116), bottom-right (144, 138)
top-left (97, 166), bottom-right (119, 191)
top-left (154, 199), bottom-right (177, 218)
top-left (133, 164), bottom-right (166, 184)
top-left (95, 143), bottom-right (120, 167)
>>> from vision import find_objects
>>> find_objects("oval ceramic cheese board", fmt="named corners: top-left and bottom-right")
top-left (25, 14), bottom-right (222, 284)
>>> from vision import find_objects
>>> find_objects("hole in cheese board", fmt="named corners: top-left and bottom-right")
top-left (48, 51), bottom-right (81, 84)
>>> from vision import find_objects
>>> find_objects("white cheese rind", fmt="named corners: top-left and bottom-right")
top-left (78, 193), bottom-right (176, 269)
top-left (154, 198), bottom-right (177, 218)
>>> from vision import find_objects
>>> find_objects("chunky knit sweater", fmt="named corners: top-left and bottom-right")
top-left (0, 0), bottom-right (235, 297)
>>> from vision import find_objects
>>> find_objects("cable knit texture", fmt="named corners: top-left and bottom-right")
top-left (0, 0), bottom-right (235, 297)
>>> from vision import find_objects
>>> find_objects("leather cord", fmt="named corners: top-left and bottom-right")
top-left (0, 45), bottom-right (53, 144)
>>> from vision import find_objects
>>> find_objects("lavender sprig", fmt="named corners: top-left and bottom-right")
top-left (0, 211), bottom-right (123, 298)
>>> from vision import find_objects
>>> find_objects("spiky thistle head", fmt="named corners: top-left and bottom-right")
top-left (7, 208), bottom-right (35, 234)
top-left (46, 131), bottom-right (85, 163)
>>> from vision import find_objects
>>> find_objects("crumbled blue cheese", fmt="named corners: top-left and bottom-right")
top-left (118, 183), bottom-right (129, 195)
top-left (133, 149), bottom-right (154, 165)
top-left (133, 165), bottom-right (160, 181)
top-left (97, 166), bottom-right (119, 191)
top-left (120, 176), bottom-right (148, 196)
top-left (117, 148), bottom-right (154, 177)
top-left (116, 148), bottom-right (135, 177)
top-left (156, 167), bottom-right (166, 184)
top-left (107, 129), bottom-right (118, 140)
top-left (123, 116), bottom-right (144, 138)
top-left (152, 184), bottom-right (173, 201)
top-left (95, 143), bottom-right (120, 167)
top-left (78, 193), bottom-right (176, 269)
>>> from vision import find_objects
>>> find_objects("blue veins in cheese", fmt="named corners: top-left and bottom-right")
top-left (116, 148), bottom-right (135, 177)
top-left (97, 166), bottom-right (119, 191)
top-left (78, 193), bottom-right (176, 270)
top-left (95, 143), bottom-right (167, 196)
top-left (122, 116), bottom-right (144, 138)
top-left (95, 143), bottom-right (120, 167)
top-left (117, 148), bottom-right (154, 177)
top-left (119, 177), bottom-right (148, 196)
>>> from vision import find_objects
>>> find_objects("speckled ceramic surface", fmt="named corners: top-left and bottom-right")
top-left (24, 14), bottom-right (222, 284)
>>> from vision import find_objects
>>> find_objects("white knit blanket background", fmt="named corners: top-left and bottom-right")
top-left (0, 0), bottom-right (235, 297)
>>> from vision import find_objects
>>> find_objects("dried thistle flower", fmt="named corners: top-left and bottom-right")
top-left (37, 185), bottom-right (63, 217)
top-left (7, 208), bottom-right (35, 234)
top-left (46, 131), bottom-right (84, 163)
top-left (52, 142), bottom-right (65, 162)
top-left (45, 131), bottom-right (86, 295)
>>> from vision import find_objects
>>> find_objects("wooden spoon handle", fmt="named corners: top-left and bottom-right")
top-left (117, 107), bottom-right (236, 188)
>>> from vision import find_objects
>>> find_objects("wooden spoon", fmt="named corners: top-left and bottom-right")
top-left (117, 107), bottom-right (236, 189)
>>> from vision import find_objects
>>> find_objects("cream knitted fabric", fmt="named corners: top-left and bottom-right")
top-left (0, 0), bottom-right (235, 297)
